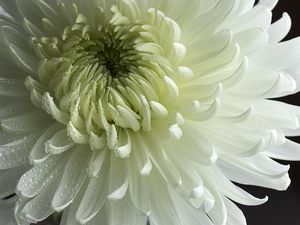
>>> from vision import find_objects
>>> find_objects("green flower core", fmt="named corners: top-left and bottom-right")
top-left (24, 3), bottom-right (187, 151)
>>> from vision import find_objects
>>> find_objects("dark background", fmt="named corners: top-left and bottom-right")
top-left (40, 1), bottom-right (300, 225)
top-left (239, 1), bottom-right (300, 225)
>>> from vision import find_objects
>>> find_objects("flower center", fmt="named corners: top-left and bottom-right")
top-left (95, 34), bottom-right (134, 78)
top-left (24, 4), bottom-right (188, 150)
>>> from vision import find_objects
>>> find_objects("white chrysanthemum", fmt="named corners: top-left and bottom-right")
top-left (0, 0), bottom-right (300, 224)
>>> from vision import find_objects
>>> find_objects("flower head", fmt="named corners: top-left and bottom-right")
top-left (0, 0), bottom-right (300, 225)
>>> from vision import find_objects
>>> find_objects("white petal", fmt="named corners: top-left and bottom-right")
top-left (236, 0), bottom-right (255, 15)
top-left (1, 110), bottom-right (50, 134)
top-left (169, 123), bottom-right (183, 140)
top-left (29, 123), bottom-right (62, 164)
top-left (89, 149), bottom-right (107, 178)
top-left (251, 37), bottom-right (300, 69)
top-left (89, 132), bottom-right (106, 151)
top-left (259, 0), bottom-right (278, 10)
top-left (60, 186), bottom-right (85, 225)
top-left (210, 166), bottom-right (268, 205)
top-left (268, 139), bottom-right (300, 161)
top-left (20, 177), bottom-right (60, 223)
top-left (35, 0), bottom-right (58, 20)
top-left (189, 0), bottom-right (236, 40)
top-left (0, 61), bottom-right (24, 78)
top-left (128, 156), bottom-right (150, 214)
top-left (107, 154), bottom-right (128, 199)
top-left (108, 179), bottom-right (129, 201)
top-left (222, 5), bottom-right (272, 32)
top-left (253, 100), bottom-right (299, 130)
top-left (9, 44), bottom-right (38, 74)
top-left (191, 44), bottom-right (240, 77)
top-left (268, 13), bottom-right (291, 43)
top-left (0, 165), bottom-right (28, 198)
top-left (107, 195), bottom-right (146, 225)
top-left (0, 134), bottom-right (37, 169)
top-left (224, 198), bottom-right (246, 225)
top-left (23, 17), bottom-right (43, 38)
top-left (1, 25), bottom-right (32, 55)
top-left (0, 78), bottom-right (27, 97)
top-left (233, 28), bottom-right (268, 56)
top-left (147, 141), bottom-right (182, 187)
top-left (218, 155), bottom-right (291, 191)
top-left (0, 197), bottom-right (17, 225)
top-left (140, 95), bottom-right (151, 131)
top-left (42, 92), bottom-right (69, 124)
top-left (115, 130), bottom-right (132, 158)
top-left (106, 124), bottom-right (118, 150)
top-left (176, 124), bottom-right (218, 165)
top-left (130, 133), bottom-right (152, 175)
top-left (52, 146), bottom-right (90, 211)
top-left (0, 130), bottom-right (24, 145)
top-left (0, 0), bottom-right (19, 20)
top-left (0, 103), bottom-right (33, 121)
top-left (76, 159), bottom-right (109, 224)
top-left (86, 207), bottom-right (106, 225)
top-left (148, 169), bottom-right (183, 225)
top-left (14, 197), bottom-right (31, 225)
top-left (17, 152), bottom-right (71, 198)
top-left (169, 188), bottom-right (214, 225)
top-left (162, 76), bottom-right (179, 102)
top-left (45, 128), bottom-right (74, 155)
top-left (186, 30), bottom-right (232, 65)
top-left (67, 121), bottom-right (89, 144)
top-left (110, 104), bottom-right (140, 131)
top-left (207, 189), bottom-right (227, 225)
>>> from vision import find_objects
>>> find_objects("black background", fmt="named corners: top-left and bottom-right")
top-left (239, 1), bottom-right (300, 225)
top-left (40, 1), bottom-right (300, 225)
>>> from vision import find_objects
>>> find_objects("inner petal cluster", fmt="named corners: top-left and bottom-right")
top-left (24, 3), bottom-right (188, 150)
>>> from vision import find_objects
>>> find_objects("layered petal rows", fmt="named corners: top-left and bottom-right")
top-left (0, 0), bottom-right (299, 225)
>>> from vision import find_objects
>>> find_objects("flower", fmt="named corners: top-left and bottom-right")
top-left (0, 0), bottom-right (300, 224)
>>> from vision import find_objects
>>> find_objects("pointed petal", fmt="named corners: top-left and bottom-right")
top-left (52, 146), bottom-right (90, 211)
top-left (0, 134), bottom-right (37, 169)
top-left (1, 110), bottom-right (50, 134)
top-left (17, 152), bottom-right (71, 198)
